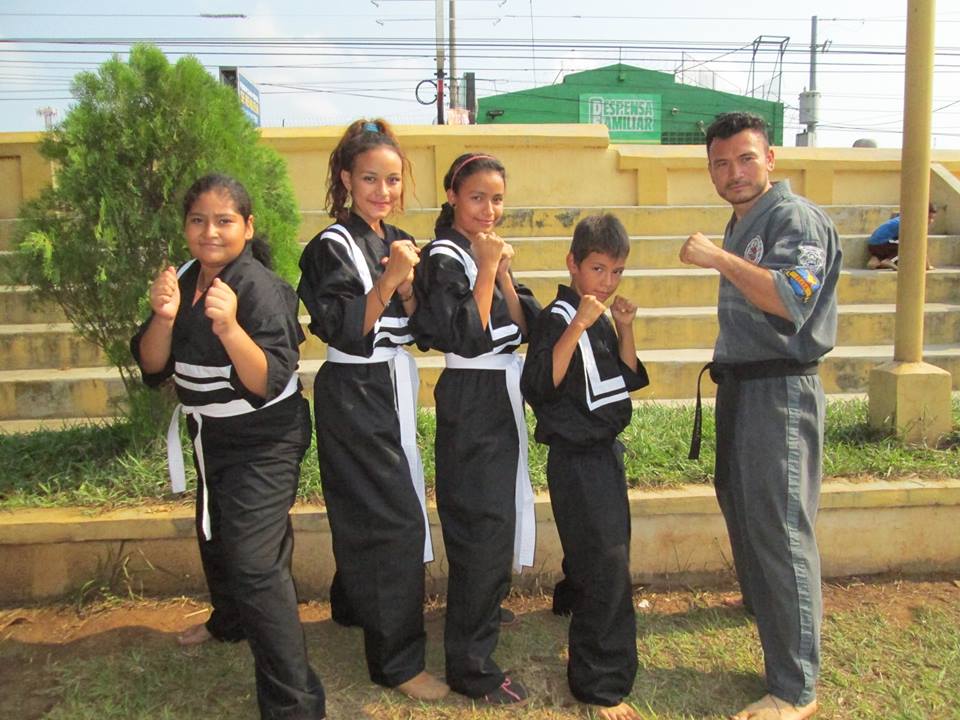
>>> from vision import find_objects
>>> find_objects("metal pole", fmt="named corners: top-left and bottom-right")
top-left (436, 0), bottom-right (446, 124)
top-left (807, 16), bottom-right (818, 144)
top-left (895, 0), bottom-right (936, 362)
top-left (449, 0), bottom-right (458, 109)
top-left (809, 16), bottom-right (818, 93)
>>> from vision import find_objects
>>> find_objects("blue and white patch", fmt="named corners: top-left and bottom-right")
top-left (783, 266), bottom-right (821, 303)
top-left (798, 244), bottom-right (826, 273)
top-left (743, 235), bottom-right (764, 265)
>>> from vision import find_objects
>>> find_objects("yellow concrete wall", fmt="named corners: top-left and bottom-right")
top-left (0, 132), bottom-right (53, 220)
top-left (7, 126), bottom-right (960, 221)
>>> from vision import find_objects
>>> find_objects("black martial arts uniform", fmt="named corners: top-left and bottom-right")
top-left (521, 284), bottom-right (648, 708)
top-left (410, 227), bottom-right (541, 697)
top-left (298, 213), bottom-right (432, 689)
top-left (131, 244), bottom-right (325, 720)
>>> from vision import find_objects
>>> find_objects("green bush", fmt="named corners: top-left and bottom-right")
top-left (13, 44), bottom-right (301, 399)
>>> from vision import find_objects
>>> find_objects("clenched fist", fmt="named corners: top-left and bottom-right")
top-left (679, 232), bottom-right (721, 269)
top-left (204, 278), bottom-right (239, 337)
top-left (149, 266), bottom-right (181, 321)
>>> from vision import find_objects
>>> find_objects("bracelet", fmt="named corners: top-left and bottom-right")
top-left (399, 290), bottom-right (414, 303)
top-left (374, 284), bottom-right (388, 307)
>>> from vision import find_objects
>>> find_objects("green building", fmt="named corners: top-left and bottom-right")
top-left (477, 63), bottom-right (784, 145)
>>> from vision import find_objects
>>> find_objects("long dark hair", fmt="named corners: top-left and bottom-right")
top-left (435, 153), bottom-right (506, 234)
top-left (181, 173), bottom-right (272, 268)
top-left (326, 118), bottom-right (410, 222)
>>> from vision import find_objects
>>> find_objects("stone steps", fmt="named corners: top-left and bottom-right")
top-left (4, 345), bottom-right (960, 422)
top-left (5, 233), bottom-right (959, 278)
top-left (1, 203), bottom-right (898, 253)
top-left (6, 266), bottom-right (960, 324)
top-left (2, 201), bottom-right (957, 430)
top-left (6, 303), bottom-right (960, 371)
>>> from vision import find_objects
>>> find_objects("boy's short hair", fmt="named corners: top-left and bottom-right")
top-left (706, 112), bottom-right (770, 151)
top-left (570, 213), bottom-right (630, 264)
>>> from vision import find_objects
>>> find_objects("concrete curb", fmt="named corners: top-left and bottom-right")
top-left (2, 478), bottom-right (958, 604)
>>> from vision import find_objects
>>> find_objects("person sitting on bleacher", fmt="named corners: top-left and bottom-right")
top-left (866, 202), bottom-right (936, 271)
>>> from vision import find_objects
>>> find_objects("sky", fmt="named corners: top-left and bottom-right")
top-left (1, 1), bottom-right (959, 148)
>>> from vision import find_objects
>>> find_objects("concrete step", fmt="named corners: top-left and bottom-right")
top-left (2, 204), bottom-right (898, 254)
top-left (301, 303), bottom-right (960, 357)
top-left (7, 303), bottom-right (960, 371)
top-left (7, 267), bottom-right (960, 325)
top-left (3, 345), bottom-right (959, 420)
top-left (513, 266), bottom-right (960, 308)
top-left (0, 286), bottom-right (64, 323)
top-left (502, 235), bottom-right (960, 272)
top-left (0, 219), bottom-right (13, 253)
top-left (7, 233), bottom-right (955, 282)
top-left (298, 204), bottom-right (899, 242)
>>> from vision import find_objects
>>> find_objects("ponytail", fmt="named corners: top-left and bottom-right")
top-left (435, 153), bottom-right (506, 233)
top-left (327, 118), bottom-right (412, 222)
top-left (248, 236), bottom-right (273, 269)
top-left (435, 202), bottom-right (455, 233)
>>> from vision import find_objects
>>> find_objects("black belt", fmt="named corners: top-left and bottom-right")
top-left (688, 359), bottom-right (820, 460)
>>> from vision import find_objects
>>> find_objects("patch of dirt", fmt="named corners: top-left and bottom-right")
top-left (1, 576), bottom-right (957, 719)
top-left (4, 576), bottom-right (958, 653)
top-left (630, 574), bottom-right (960, 620)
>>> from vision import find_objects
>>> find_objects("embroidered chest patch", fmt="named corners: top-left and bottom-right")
top-left (743, 235), bottom-right (764, 264)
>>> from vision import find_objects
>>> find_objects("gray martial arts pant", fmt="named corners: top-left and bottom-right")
top-left (714, 371), bottom-right (823, 707)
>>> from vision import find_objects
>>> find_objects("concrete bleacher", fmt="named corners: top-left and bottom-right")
top-left (2, 201), bottom-right (960, 432)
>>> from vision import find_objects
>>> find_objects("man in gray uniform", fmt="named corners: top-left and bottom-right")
top-left (680, 112), bottom-right (840, 720)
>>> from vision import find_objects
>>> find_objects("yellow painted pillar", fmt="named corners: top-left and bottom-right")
top-left (802, 165), bottom-right (835, 206)
top-left (869, 0), bottom-right (952, 444)
top-left (635, 163), bottom-right (668, 205)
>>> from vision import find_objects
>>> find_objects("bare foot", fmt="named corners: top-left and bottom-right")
top-left (866, 255), bottom-right (881, 270)
top-left (176, 622), bottom-right (213, 646)
top-left (721, 594), bottom-right (744, 608)
top-left (595, 701), bottom-right (642, 719)
top-left (730, 693), bottom-right (818, 719)
top-left (395, 671), bottom-right (449, 701)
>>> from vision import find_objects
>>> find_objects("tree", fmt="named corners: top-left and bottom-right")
top-left (14, 44), bottom-right (301, 401)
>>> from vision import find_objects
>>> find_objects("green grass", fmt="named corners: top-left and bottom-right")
top-left (2, 585), bottom-right (958, 719)
top-left (1, 398), bottom-right (959, 509)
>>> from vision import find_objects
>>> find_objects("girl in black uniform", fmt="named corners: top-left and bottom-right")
top-left (297, 119), bottom-right (447, 702)
top-left (410, 153), bottom-right (541, 705)
top-left (132, 174), bottom-right (325, 719)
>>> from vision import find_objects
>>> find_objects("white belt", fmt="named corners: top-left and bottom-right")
top-left (167, 373), bottom-right (299, 541)
top-left (444, 352), bottom-right (536, 571)
top-left (326, 345), bottom-right (434, 563)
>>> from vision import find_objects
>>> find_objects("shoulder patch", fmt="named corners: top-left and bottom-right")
top-left (744, 235), bottom-right (764, 265)
top-left (798, 244), bottom-right (826, 273)
top-left (782, 266), bottom-right (821, 303)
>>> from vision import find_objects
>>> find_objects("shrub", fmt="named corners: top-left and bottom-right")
top-left (13, 44), bottom-right (300, 401)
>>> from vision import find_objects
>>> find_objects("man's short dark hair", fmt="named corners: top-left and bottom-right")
top-left (706, 112), bottom-right (770, 151)
top-left (570, 214), bottom-right (630, 264)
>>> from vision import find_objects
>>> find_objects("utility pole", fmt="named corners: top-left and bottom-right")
top-left (435, 0), bottom-right (445, 124)
top-left (797, 15), bottom-right (822, 146)
top-left (449, 0), bottom-right (458, 110)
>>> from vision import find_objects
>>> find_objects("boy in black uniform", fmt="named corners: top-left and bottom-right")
top-left (521, 214), bottom-right (648, 720)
